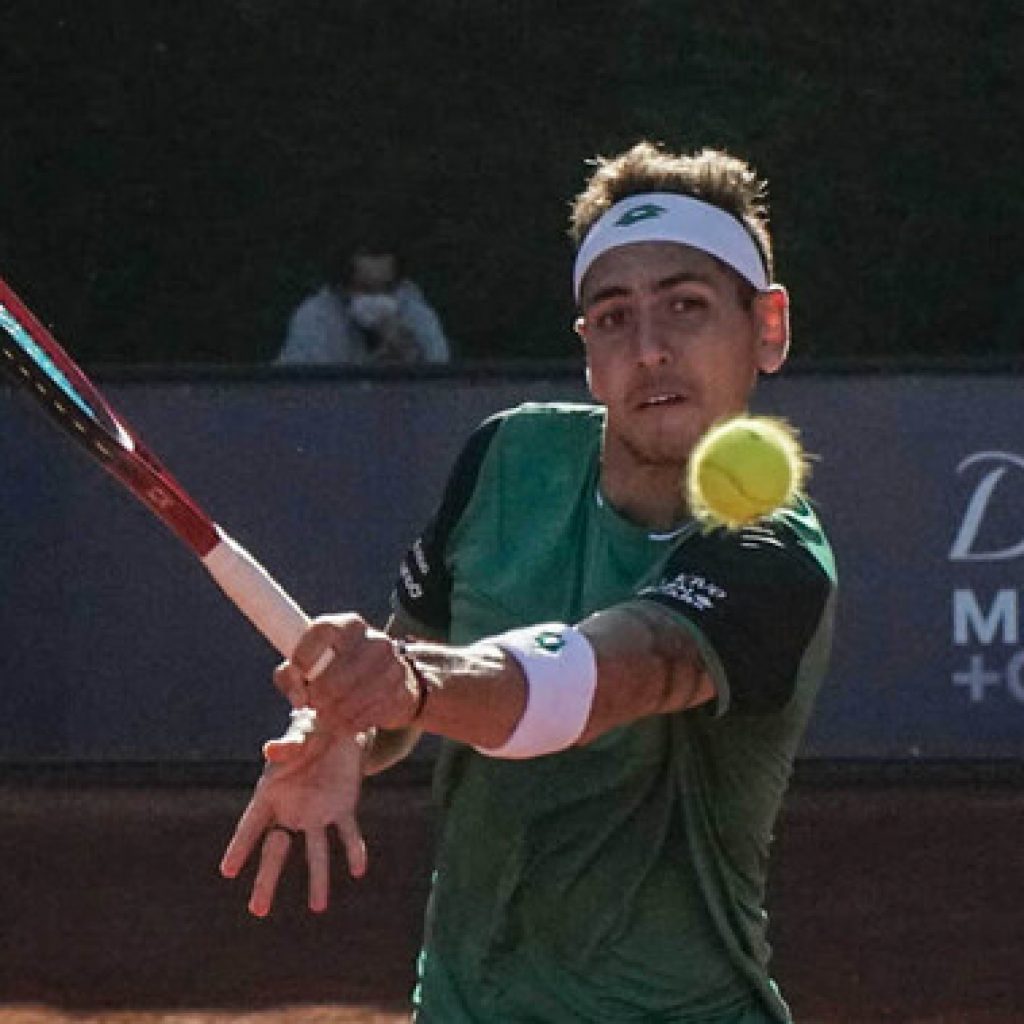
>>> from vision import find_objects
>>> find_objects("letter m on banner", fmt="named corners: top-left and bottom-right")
top-left (953, 589), bottom-right (1019, 645)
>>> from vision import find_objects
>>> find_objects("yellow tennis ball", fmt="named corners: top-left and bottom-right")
top-left (686, 415), bottom-right (809, 529)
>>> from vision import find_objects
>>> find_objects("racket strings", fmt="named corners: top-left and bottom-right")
top-left (1, 281), bottom-right (220, 552)
top-left (1, 337), bottom-right (117, 465)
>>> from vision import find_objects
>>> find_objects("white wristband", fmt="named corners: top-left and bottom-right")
top-left (474, 623), bottom-right (597, 760)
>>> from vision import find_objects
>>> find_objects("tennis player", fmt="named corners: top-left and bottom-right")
top-left (222, 140), bottom-right (838, 1024)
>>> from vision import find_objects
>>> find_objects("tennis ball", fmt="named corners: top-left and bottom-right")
top-left (686, 415), bottom-right (809, 529)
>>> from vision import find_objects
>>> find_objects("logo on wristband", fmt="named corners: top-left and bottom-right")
top-left (534, 629), bottom-right (566, 653)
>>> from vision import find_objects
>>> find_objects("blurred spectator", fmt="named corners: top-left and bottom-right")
top-left (276, 245), bottom-right (452, 365)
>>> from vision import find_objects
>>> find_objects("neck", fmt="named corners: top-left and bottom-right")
top-left (599, 456), bottom-right (690, 532)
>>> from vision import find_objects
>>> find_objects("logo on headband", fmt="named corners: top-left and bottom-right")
top-left (614, 202), bottom-right (666, 227)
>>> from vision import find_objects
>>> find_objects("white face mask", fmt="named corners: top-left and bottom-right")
top-left (350, 293), bottom-right (399, 329)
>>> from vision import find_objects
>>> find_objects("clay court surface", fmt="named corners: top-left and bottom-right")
top-left (0, 768), bottom-right (1021, 1024)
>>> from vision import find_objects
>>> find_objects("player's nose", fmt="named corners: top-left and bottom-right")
top-left (630, 307), bottom-right (672, 366)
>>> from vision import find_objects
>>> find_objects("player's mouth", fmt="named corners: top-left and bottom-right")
top-left (635, 391), bottom-right (687, 411)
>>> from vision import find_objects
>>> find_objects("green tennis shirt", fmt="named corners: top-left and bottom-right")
top-left (392, 403), bottom-right (837, 1024)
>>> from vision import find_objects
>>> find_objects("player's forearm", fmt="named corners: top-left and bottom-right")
top-left (575, 602), bottom-right (714, 744)
top-left (402, 603), bottom-right (712, 751)
top-left (364, 611), bottom-right (524, 757)
top-left (395, 640), bottom-right (528, 750)
top-left (295, 656), bottom-right (516, 766)
top-left (292, 608), bottom-right (710, 758)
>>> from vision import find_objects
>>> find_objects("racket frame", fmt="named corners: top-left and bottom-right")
top-left (0, 277), bottom-right (219, 555)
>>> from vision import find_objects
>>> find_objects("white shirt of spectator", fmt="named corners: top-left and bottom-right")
top-left (276, 281), bottom-right (451, 365)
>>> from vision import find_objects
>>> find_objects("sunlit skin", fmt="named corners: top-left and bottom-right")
top-left (575, 241), bottom-right (789, 531)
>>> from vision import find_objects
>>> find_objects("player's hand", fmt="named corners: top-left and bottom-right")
top-left (219, 731), bottom-right (368, 917)
top-left (273, 614), bottom-right (424, 738)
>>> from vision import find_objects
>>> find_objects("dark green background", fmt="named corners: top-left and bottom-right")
top-left (1, 0), bottom-right (1020, 364)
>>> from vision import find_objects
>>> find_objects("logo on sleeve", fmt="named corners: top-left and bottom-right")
top-left (399, 560), bottom-right (423, 600)
top-left (643, 573), bottom-right (726, 611)
top-left (412, 539), bottom-right (431, 575)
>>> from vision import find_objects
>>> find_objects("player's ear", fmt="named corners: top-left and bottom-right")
top-left (575, 315), bottom-right (601, 399)
top-left (753, 284), bottom-right (790, 375)
top-left (573, 314), bottom-right (587, 343)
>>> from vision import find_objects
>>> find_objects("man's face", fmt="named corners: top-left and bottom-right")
top-left (349, 254), bottom-right (398, 294)
top-left (576, 241), bottom-right (786, 469)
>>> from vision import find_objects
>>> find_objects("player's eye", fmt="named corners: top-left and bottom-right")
top-left (667, 294), bottom-right (708, 316)
top-left (588, 305), bottom-right (632, 334)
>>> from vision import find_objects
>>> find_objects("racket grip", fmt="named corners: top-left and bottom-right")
top-left (203, 527), bottom-right (332, 759)
top-left (201, 526), bottom-right (331, 676)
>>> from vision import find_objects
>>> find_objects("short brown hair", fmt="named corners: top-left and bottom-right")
top-left (568, 141), bottom-right (773, 280)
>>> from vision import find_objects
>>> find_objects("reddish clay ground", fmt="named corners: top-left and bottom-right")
top-left (0, 768), bottom-right (1021, 1023)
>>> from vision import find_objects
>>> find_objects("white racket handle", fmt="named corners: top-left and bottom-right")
top-left (201, 525), bottom-right (333, 678)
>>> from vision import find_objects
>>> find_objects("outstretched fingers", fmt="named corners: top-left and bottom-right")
top-left (337, 814), bottom-right (368, 880)
top-left (248, 827), bottom-right (294, 918)
top-left (220, 794), bottom-right (272, 880)
top-left (304, 827), bottom-right (331, 913)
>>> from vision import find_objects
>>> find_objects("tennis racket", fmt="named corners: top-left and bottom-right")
top-left (0, 275), bottom-right (329, 733)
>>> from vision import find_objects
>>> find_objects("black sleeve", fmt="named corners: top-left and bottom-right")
top-left (390, 414), bottom-right (502, 636)
top-left (636, 522), bottom-right (833, 716)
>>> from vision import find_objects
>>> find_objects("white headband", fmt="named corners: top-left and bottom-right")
top-left (573, 192), bottom-right (769, 300)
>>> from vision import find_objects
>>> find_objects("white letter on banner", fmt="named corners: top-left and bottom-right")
top-left (1007, 651), bottom-right (1024, 704)
top-left (953, 589), bottom-right (1019, 646)
top-left (950, 453), bottom-right (1024, 562)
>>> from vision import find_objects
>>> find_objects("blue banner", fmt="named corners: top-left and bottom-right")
top-left (1, 369), bottom-right (1021, 761)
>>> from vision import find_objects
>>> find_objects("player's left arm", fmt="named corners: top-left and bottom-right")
top-left (291, 524), bottom-right (832, 757)
top-left (374, 601), bottom-right (711, 751)
top-left (288, 602), bottom-right (709, 754)
top-left (575, 601), bottom-right (716, 743)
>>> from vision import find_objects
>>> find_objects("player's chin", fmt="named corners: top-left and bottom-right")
top-left (632, 403), bottom-right (702, 457)
top-left (626, 427), bottom-right (698, 467)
